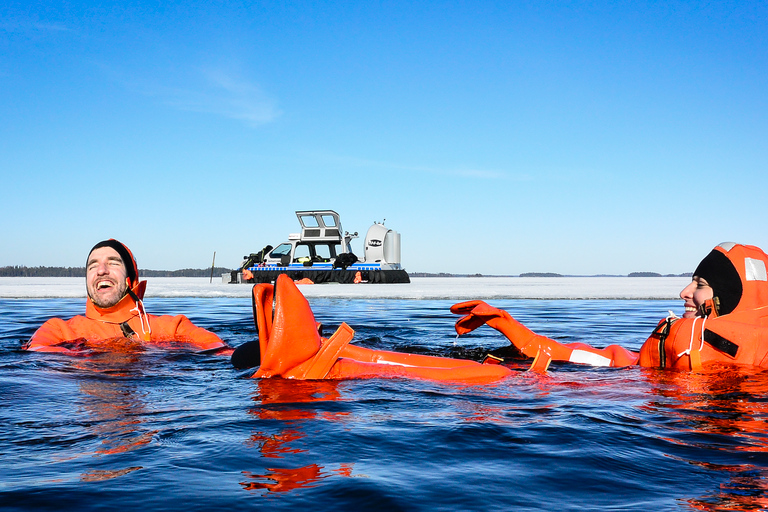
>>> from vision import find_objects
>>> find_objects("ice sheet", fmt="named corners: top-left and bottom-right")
top-left (0, 276), bottom-right (691, 300)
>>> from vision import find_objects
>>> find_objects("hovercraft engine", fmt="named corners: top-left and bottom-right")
top-left (362, 223), bottom-right (402, 269)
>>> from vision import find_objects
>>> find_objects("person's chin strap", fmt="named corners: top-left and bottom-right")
top-left (698, 297), bottom-right (721, 319)
top-left (126, 281), bottom-right (152, 341)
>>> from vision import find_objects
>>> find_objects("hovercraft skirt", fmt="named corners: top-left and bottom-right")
top-left (231, 269), bottom-right (410, 284)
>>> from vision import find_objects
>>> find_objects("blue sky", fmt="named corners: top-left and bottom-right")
top-left (2, 1), bottom-right (766, 275)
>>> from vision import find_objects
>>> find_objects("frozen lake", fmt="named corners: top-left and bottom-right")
top-left (0, 276), bottom-right (691, 300)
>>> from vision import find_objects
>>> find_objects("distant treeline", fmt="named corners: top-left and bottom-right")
top-left (3, 266), bottom-right (691, 278)
top-left (140, 268), bottom-right (233, 277)
top-left (0, 266), bottom-right (86, 277)
top-left (0, 266), bottom-right (233, 278)
top-left (410, 271), bottom-right (693, 278)
top-left (628, 272), bottom-right (693, 278)
top-left (410, 272), bottom-right (490, 277)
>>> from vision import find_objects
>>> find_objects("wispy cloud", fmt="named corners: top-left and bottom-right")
top-left (30, 22), bottom-right (70, 32)
top-left (0, 19), bottom-right (71, 33)
top-left (140, 68), bottom-right (281, 127)
top-left (448, 168), bottom-right (513, 179)
top-left (409, 164), bottom-right (513, 180)
top-left (313, 153), bottom-right (526, 181)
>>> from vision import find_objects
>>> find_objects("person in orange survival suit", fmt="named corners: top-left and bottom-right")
top-left (24, 239), bottom-right (230, 355)
top-left (451, 242), bottom-right (768, 372)
top-left (230, 273), bottom-right (512, 384)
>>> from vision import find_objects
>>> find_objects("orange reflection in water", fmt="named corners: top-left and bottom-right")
top-left (241, 378), bottom-right (354, 494)
top-left (642, 365), bottom-right (768, 510)
top-left (241, 463), bottom-right (354, 493)
top-left (80, 466), bottom-right (143, 482)
top-left (685, 461), bottom-right (768, 512)
top-left (74, 355), bottom-right (156, 481)
top-left (644, 365), bottom-right (768, 452)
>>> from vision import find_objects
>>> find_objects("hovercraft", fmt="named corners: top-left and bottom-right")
top-left (225, 210), bottom-right (410, 284)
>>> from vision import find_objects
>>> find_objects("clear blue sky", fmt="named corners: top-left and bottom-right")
top-left (2, 1), bottom-right (766, 275)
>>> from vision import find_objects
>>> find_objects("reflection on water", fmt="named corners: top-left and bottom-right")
top-left (80, 466), bottom-right (143, 482)
top-left (3, 297), bottom-right (768, 510)
top-left (242, 378), bottom-right (354, 494)
top-left (78, 379), bottom-right (155, 457)
top-left (240, 463), bottom-right (355, 494)
top-left (646, 366), bottom-right (768, 452)
top-left (73, 354), bottom-right (156, 481)
top-left (641, 366), bottom-right (768, 510)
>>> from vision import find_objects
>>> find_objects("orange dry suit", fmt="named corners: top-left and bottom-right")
top-left (24, 239), bottom-right (228, 355)
top-left (451, 243), bottom-right (768, 372)
top-left (248, 274), bottom-right (511, 383)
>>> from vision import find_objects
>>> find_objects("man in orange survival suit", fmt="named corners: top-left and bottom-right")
top-left (230, 272), bottom-right (513, 383)
top-left (24, 239), bottom-right (229, 355)
top-left (451, 242), bottom-right (768, 372)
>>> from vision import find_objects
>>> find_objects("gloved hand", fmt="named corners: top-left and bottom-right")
top-left (451, 300), bottom-right (540, 357)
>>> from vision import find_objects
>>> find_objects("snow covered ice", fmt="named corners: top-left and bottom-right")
top-left (0, 276), bottom-right (691, 300)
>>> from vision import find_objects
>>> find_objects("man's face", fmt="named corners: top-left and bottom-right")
top-left (679, 276), bottom-right (714, 318)
top-left (86, 247), bottom-right (129, 308)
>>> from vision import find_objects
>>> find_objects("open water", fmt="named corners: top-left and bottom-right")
top-left (2, 295), bottom-right (768, 511)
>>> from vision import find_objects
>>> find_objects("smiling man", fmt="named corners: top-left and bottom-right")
top-left (25, 239), bottom-right (229, 354)
top-left (87, 241), bottom-right (132, 308)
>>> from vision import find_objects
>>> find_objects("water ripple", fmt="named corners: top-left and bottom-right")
top-left (3, 297), bottom-right (768, 510)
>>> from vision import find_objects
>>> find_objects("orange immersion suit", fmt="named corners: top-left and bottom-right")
top-left (25, 240), bottom-right (227, 355)
top-left (451, 243), bottom-right (768, 372)
top-left (249, 274), bottom-right (511, 383)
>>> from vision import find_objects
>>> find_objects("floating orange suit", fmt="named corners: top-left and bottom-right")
top-left (249, 274), bottom-right (511, 383)
top-left (452, 243), bottom-right (768, 372)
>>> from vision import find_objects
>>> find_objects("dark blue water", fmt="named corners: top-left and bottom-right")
top-left (3, 297), bottom-right (768, 511)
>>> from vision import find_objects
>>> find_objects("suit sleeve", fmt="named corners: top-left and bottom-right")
top-left (25, 318), bottom-right (80, 353)
top-left (164, 315), bottom-right (228, 351)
